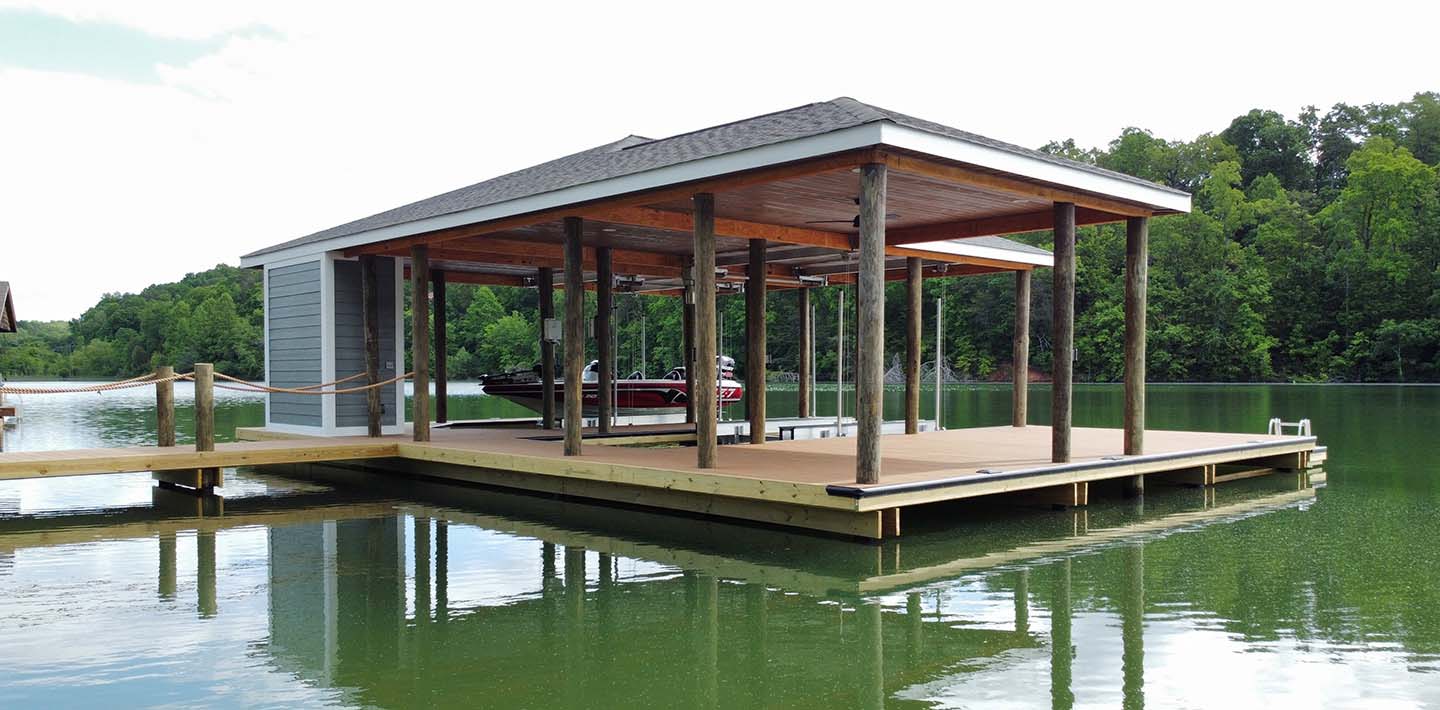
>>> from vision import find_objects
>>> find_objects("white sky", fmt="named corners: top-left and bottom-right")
top-left (2, 0), bottom-right (1435, 320)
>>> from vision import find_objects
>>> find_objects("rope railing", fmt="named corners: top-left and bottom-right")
top-left (213, 371), bottom-right (413, 396)
top-left (0, 370), bottom-right (193, 396)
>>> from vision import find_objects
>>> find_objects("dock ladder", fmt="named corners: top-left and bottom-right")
top-left (1267, 417), bottom-right (1312, 436)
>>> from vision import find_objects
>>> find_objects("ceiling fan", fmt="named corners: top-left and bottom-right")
top-left (804, 197), bottom-right (899, 228)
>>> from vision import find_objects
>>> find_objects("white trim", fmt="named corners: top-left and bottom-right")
top-left (879, 123), bottom-right (1193, 214)
top-left (255, 421), bottom-right (408, 437)
top-left (320, 252), bottom-right (337, 430)
top-left (905, 240), bottom-right (1054, 267)
top-left (262, 265), bottom-right (272, 426)
top-left (239, 124), bottom-right (886, 266)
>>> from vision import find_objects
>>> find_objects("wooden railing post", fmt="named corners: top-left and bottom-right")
top-left (156, 365), bottom-right (176, 447)
top-left (194, 363), bottom-right (214, 453)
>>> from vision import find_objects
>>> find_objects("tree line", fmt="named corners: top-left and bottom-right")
top-left (4, 92), bottom-right (1437, 383)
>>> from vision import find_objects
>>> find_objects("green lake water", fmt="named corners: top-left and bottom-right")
top-left (1, 383), bottom-right (1437, 708)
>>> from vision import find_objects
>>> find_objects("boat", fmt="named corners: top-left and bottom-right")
top-left (479, 356), bottom-right (744, 417)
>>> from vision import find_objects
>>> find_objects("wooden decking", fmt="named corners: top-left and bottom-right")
top-left (0, 424), bottom-right (1319, 539)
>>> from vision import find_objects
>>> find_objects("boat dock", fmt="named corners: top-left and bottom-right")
top-left (0, 417), bottom-right (1320, 539)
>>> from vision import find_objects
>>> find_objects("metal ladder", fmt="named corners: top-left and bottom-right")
top-left (1267, 417), bottom-right (1312, 436)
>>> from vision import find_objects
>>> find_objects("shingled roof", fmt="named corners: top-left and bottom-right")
top-left (245, 98), bottom-right (1186, 260)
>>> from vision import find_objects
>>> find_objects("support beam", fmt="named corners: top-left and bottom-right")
top-left (745, 240), bottom-right (767, 445)
top-left (886, 206), bottom-right (1126, 246)
top-left (1012, 270), bottom-right (1030, 428)
top-left (596, 247), bottom-right (614, 434)
top-left (682, 261), bottom-right (696, 424)
top-left (1051, 203), bottom-right (1075, 463)
top-left (361, 255), bottom-right (383, 436)
top-left (905, 257), bottom-right (922, 435)
top-left (855, 163), bottom-right (886, 484)
top-left (432, 269), bottom-right (448, 424)
top-left (693, 194), bottom-right (718, 468)
top-left (538, 267), bottom-right (556, 430)
top-left (156, 366), bottom-right (175, 447)
top-left (1123, 216), bottom-right (1148, 497)
top-left (410, 245), bottom-right (431, 442)
top-left (562, 217), bottom-right (585, 456)
top-left (797, 287), bottom-right (812, 419)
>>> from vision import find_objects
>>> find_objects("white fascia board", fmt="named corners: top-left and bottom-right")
top-left (878, 123), bottom-right (1193, 214)
top-left (906, 240), bottom-right (1054, 268)
top-left (240, 123), bottom-right (887, 268)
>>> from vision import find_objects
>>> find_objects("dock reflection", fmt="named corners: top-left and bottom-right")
top-left (0, 465), bottom-right (1321, 709)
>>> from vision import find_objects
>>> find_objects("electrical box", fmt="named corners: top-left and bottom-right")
top-left (543, 318), bottom-right (561, 343)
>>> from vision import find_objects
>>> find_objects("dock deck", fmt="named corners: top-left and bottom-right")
top-left (0, 422), bottom-right (1316, 539)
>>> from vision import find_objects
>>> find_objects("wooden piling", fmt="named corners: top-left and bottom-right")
top-left (692, 194), bottom-right (718, 468)
top-left (360, 255), bottom-right (383, 437)
top-left (797, 287), bottom-right (812, 419)
top-left (682, 264), bottom-right (696, 425)
top-left (905, 257), bottom-right (922, 435)
top-left (562, 217), bottom-right (585, 456)
top-left (432, 269), bottom-right (448, 425)
top-left (1013, 270), bottom-right (1030, 427)
top-left (1051, 203), bottom-right (1075, 463)
top-left (538, 267), bottom-right (556, 430)
top-left (156, 365), bottom-right (176, 447)
top-left (1123, 216), bottom-right (1148, 496)
top-left (596, 247), bottom-right (614, 434)
top-left (194, 362), bottom-right (214, 453)
top-left (745, 239), bottom-right (766, 444)
top-left (855, 163), bottom-right (886, 484)
top-left (410, 245), bottom-right (431, 442)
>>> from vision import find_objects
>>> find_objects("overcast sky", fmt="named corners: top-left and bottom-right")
top-left (2, 0), bottom-right (1435, 320)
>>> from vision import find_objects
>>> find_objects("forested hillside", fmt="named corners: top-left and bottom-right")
top-left (4, 92), bottom-right (1437, 382)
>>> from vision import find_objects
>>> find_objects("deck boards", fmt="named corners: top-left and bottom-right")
top-left (0, 424), bottom-right (1318, 538)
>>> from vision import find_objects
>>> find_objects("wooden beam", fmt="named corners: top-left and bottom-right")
top-left (343, 151), bottom-right (869, 256)
top-left (693, 194), bottom-right (718, 468)
top-left (826, 263), bottom-right (1004, 284)
top-left (877, 151), bottom-right (1154, 218)
top-left (596, 247), bottom-right (614, 434)
top-left (718, 244), bottom-right (840, 266)
top-left (586, 205), bottom-right (854, 251)
top-left (432, 268), bottom-right (448, 424)
top-left (563, 217), bottom-right (584, 456)
top-left (905, 257), bottom-right (921, 435)
top-left (417, 238), bottom-right (686, 274)
top-left (856, 163), bottom-right (886, 484)
top-left (746, 240), bottom-right (766, 445)
top-left (1123, 216), bottom-right (1149, 496)
top-left (406, 268), bottom-right (528, 288)
top-left (155, 366), bottom-right (175, 447)
top-left (538, 267), bottom-right (556, 430)
top-left (1052, 203), bottom-right (1075, 463)
top-left (360, 255), bottom-right (383, 437)
top-left (886, 206), bottom-right (1124, 246)
top-left (411, 246), bottom-right (431, 442)
top-left (797, 287), bottom-right (812, 419)
top-left (1012, 270), bottom-right (1030, 428)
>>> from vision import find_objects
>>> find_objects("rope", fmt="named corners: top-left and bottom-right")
top-left (213, 371), bottom-right (413, 395)
top-left (0, 371), bottom-right (193, 395)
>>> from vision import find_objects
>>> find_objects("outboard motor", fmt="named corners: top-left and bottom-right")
top-left (718, 355), bottom-right (736, 380)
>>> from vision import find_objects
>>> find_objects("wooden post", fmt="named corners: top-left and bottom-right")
top-left (432, 269), bottom-right (448, 425)
top-left (596, 247), bottom-right (614, 434)
top-left (410, 245), bottom-right (431, 442)
top-left (855, 163), bottom-right (887, 484)
top-left (1013, 270), bottom-right (1031, 427)
top-left (682, 264), bottom-right (697, 425)
top-left (745, 239), bottom-right (766, 444)
top-left (538, 267), bottom-right (556, 430)
top-left (156, 365), bottom-right (176, 447)
top-left (797, 287), bottom-right (812, 419)
top-left (692, 194), bottom-right (718, 468)
top-left (360, 255), bottom-right (383, 437)
top-left (194, 362), bottom-right (214, 453)
top-left (905, 257), bottom-right (922, 435)
top-left (1051, 202), bottom-right (1075, 463)
top-left (1124, 217), bottom-right (1149, 467)
top-left (562, 217), bottom-right (585, 456)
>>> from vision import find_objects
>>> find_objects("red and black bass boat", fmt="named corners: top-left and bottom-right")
top-left (479, 355), bottom-right (744, 416)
